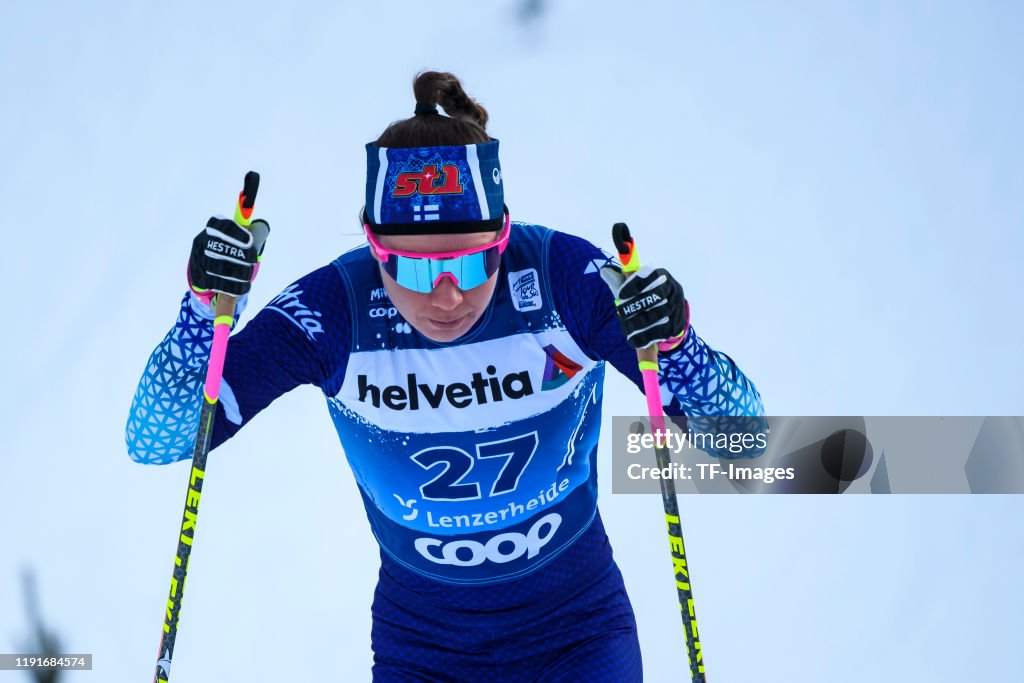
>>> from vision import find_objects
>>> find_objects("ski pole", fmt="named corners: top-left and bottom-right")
top-left (153, 171), bottom-right (260, 683)
top-left (612, 222), bottom-right (706, 682)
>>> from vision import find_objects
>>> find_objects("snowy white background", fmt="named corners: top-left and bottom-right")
top-left (2, 1), bottom-right (1022, 681)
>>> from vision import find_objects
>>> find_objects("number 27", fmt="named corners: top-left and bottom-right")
top-left (411, 432), bottom-right (539, 501)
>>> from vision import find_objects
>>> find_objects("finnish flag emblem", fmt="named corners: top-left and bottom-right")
top-left (413, 204), bottom-right (440, 222)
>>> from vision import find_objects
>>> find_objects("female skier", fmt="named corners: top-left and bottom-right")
top-left (127, 71), bottom-right (763, 682)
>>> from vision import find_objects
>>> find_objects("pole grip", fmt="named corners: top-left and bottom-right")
top-left (235, 171), bottom-right (260, 227)
top-left (637, 345), bottom-right (658, 365)
top-left (216, 170), bottom-right (260, 317)
top-left (613, 222), bottom-right (641, 274)
top-left (205, 171), bottom-right (259, 398)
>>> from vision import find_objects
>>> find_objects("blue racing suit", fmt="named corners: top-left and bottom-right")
top-left (126, 222), bottom-right (763, 682)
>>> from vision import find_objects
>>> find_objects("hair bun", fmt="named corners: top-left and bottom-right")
top-left (414, 102), bottom-right (438, 116)
top-left (374, 71), bottom-right (491, 148)
top-left (413, 71), bottom-right (489, 129)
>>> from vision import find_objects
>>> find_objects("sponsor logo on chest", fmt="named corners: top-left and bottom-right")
top-left (368, 286), bottom-right (399, 323)
top-left (338, 332), bottom-right (595, 429)
top-left (358, 365), bottom-right (533, 411)
top-left (415, 513), bottom-right (562, 567)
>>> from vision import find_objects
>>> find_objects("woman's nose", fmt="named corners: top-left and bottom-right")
top-left (430, 275), bottom-right (464, 310)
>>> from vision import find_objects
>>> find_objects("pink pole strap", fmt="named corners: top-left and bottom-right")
top-left (203, 316), bottom-right (233, 402)
top-left (641, 367), bottom-right (667, 438)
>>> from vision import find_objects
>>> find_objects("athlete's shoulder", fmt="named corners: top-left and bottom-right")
top-left (509, 220), bottom-right (552, 237)
top-left (332, 242), bottom-right (373, 269)
top-left (508, 222), bottom-right (608, 262)
top-left (256, 260), bottom-right (352, 346)
top-left (270, 261), bottom-right (347, 309)
top-left (512, 226), bottom-right (612, 285)
top-left (550, 230), bottom-right (613, 269)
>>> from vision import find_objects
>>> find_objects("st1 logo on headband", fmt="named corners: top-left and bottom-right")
top-left (393, 165), bottom-right (465, 197)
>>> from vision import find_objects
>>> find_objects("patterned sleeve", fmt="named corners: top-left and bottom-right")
top-left (125, 264), bottom-right (351, 464)
top-left (547, 230), bottom-right (765, 458)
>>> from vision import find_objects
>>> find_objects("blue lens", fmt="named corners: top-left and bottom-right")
top-left (386, 248), bottom-right (499, 294)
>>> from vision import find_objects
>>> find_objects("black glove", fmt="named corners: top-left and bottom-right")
top-left (600, 264), bottom-right (690, 349)
top-left (188, 216), bottom-right (270, 296)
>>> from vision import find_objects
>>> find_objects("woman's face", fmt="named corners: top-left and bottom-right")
top-left (372, 231), bottom-right (501, 342)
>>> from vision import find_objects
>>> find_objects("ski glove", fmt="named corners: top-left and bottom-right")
top-left (600, 264), bottom-right (690, 351)
top-left (188, 216), bottom-right (270, 297)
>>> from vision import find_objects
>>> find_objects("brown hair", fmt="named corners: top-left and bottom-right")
top-left (374, 71), bottom-right (491, 148)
